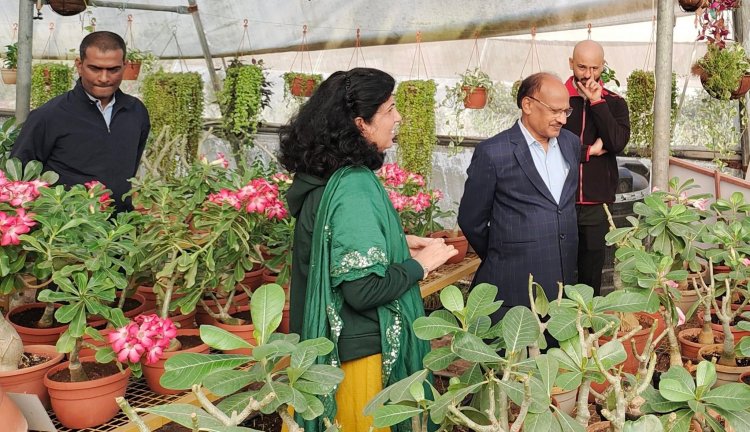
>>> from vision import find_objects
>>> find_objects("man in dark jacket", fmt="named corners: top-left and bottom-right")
top-left (458, 73), bottom-right (579, 323)
top-left (11, 31), bottom-right (150, 213)
top-left (564, 40), bottom-right (630, 294)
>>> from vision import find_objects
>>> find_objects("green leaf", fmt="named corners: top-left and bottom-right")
top-left (547, 308), bottom-right (579, 342)
top-left (250, 283), bottom-right (285, 345)
top-left (703, 383), bottom-right (750, 410)
top-left (467, 315), bottom-right (491, 337)
top-left (659, 409), bottom-right (694, 432)
top-left (297, 338), bottom-right (334, 357)
top-left (713, 407), bottom-right (750, 432)
top-left (299, 364), bottom-right (344, 385)
top-left (199, 325), bottom-right (253, 351)
top-left (597, 340), bottom-right (627, 370)
top-left (502, 306), bottom-right (540, 352)
top-left (695, 360), bottom-right (716, 390)
top-left (386, 369), bottom-right (428, 403)
top-left (624, 414), bottom-right (663, 432)
top-left (452, 331), bottom-right (502, 363)
top-left (202, 369), bottom-right (254, 397)
top-left (409, 380), bottom-right (425, 402)
top-left (554, 409), bottom-right (585, 432)
top-left (555, 371), bottom-right (583, 391)
top-left (412, 316), bottom-right (461, 340)
top-left (161, 353), bottom-right (249, 390)
top-left (465, 283), bottom-right (501, 322)
top-left (423, 347), bottom-right (457, 371)
top-left (293, 379), bottom-right (335, 396)
top-left (429, 381), bottom-right (484, 424)
top-left (524, 411), bottom-right (554, 431)
top-left (373, 405), bottom-right (423, 428)
top-left (659, 365), bottom-right (696, 402)
top-left (440, 285), bottom-right (465, 312)
top-left (601, 290), bottom-right (651, 313)
top-left (535, 354), bottom-right (559, 396)
top-left (300, 393), bottom-right (325, 421)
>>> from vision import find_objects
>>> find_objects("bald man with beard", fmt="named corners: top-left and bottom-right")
top-left (564, 40), bottom-right (630, 295)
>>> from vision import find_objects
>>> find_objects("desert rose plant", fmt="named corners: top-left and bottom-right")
top-left (103, 314), bottom-right (177, 378)
top-left (377, 162), bottom-right (451, 236)
top-left (116, 283), bottom-right (343, 431)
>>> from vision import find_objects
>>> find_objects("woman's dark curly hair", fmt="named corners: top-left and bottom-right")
top-left (278, 67), bottom-right (395, 178)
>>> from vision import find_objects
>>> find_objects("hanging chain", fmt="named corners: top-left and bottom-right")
top-left (519, 26), bottom-right (541, 79)
top-left (464, 31), bottom-right (481, 72)
top-left (124, 15), bottom-right (136, 49)
top-left (235, 19), bottom-right (252, 59)
top-left (289, 24), bottom-right (314, 73)
top-left (587, 23), bottom-right (592, 40)
top-left (408, 31), bottom-right (429, 79)
top-left (347, 28), bottom-right (367, 69)
top-left (11, 23), bottom-right (17, 42)
top-left (41, 22), bottom-right (61, 59)
top-left (159, 26), bottom-right (189, 71)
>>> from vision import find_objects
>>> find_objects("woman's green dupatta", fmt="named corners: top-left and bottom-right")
top-left (298, 166), bottom-right (431, 432)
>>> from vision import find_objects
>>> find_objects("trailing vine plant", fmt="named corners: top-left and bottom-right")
top-left (625, 70), bottom-right (677, 158)
top-left (142, 71), bottom-right (204, 176)
top-left (218, 58), bottom-right (271, 169)
top-left (30, 63), bottom-right (74, 108)
top-left (395, 79), bottom-right (437, 178)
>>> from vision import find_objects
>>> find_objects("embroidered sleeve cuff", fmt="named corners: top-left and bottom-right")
top-left (590, 98), bottom-right (606, 106)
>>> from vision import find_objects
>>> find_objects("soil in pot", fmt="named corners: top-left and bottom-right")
top-left (743, 374), bottom-right (750, 385)
top-left (701, 349), bottom-right (750, 367)
top-left (0, 345), bottom-right (64, 409)
top-left (47, 360), bottom-right (121, 382)
top-left (9, 304), bottom-right (65, 328)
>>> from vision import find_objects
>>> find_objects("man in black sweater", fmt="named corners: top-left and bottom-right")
top-left (11, 31), bottom-right (150, 213)
top-left (563, 40), bottom-right (630, 295)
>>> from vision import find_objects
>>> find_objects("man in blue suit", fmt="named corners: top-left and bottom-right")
top-left (458, 72), bottom-right (579, 324)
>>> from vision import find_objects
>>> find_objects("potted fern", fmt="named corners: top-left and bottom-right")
top-left (1, 43), bottom-right (17, 85)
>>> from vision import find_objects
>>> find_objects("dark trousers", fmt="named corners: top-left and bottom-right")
top-left (576, 204), bottom-right (609, 297)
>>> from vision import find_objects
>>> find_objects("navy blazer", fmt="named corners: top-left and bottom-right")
top-left (458, 122), bottom-right (579, 310)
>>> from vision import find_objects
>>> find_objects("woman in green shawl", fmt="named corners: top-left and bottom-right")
top-left (279, 68), bottom-right (457, 431)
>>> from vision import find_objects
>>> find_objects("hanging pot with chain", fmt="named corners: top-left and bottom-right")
top-left (48, 0), bottom-right (87, 17)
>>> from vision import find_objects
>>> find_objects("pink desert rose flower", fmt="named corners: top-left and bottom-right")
top-left (742, 258), bottom-right (750, 267)
top-left (110, 314), bottom-right (177, 366)
top-left (692, 198), bottom-right (709, 211)
top-left (664, 280), bottom-right (679, 289)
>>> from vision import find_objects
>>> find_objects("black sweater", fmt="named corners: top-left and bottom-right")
top-left (286, 172), bottom-right (424, 362)
top-left (563, 77), bottom-right (630, 204)
top-left (11, 80), bottom-right (150, 213)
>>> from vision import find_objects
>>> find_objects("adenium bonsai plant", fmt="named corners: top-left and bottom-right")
top-left (116, 283), bottom-right (344, 431)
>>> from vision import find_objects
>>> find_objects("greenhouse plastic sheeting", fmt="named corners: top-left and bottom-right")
top-left (0, 0), bottom-right (684, 59)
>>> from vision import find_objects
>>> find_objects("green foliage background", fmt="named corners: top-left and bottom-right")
top-left (395, 79), bottom-right (437, 178)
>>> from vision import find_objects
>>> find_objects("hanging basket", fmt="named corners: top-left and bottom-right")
top-left (48, 0), bottom-right (87, 16)
top-left (123, 62), bottom-right (141, 81)
top-left (1, 68), bottom-right (16, 85)
top-left (678, 0), bottom-right (709, 12)
top-left (462, 86), bottom-right (488, 109)
top-left (290, 75), bottom-right (316, 97)
top-left (731, 74), bottom-right (750, 99)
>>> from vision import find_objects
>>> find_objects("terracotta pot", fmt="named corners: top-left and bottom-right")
top-left (143, 307), bottom-right (196, 330)
top-left (697, 344), bottom-right (750, 387)
top-left (87, 292), bottom-right (147, 328)
top-left (678, 0), bottom-right (708, 12)
top-left (551, 386), bottom-right (578, 416)
top-left (696, 309), bottom-right (750, 341)
top-left (136, 285), bottom-right (187, 312)
top-left (261, 268), bottom-right (291, 291)
top-left (44, 357), bottom-right (131, 429)
top-left (0, 385), bottom-right (27, 432)
top-left (598, 311), bottom-right (665, 374)
top-left (1, 68), bottom-right (16, 85)
top-left (204, 305), bottom-right (256, 355)
top-left (290, 76), bottom-right (316, 97)
top-left (8, 302), bottom-right (68, 345)
top-left (141, 329), bottom-right (209, 395)
top-left (587, 421), bottom-right (611, 432)
top-left (240, 265), bottom-right (265, 291)
top-left (731, 75), bottom-right (750, 100)
top-left (678, 327), bottom-right (723, 362)
top-left (122, 62), bottom-right (141, 80)
top-left (429, 230), bottom-right (469, 264)
top-left (462, 85), bottom-right (488, 109)
top-left (0, 344), bottom-right (64, 409)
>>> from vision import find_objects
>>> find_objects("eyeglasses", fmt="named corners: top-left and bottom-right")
top-left (526, 96), bottom-right (574, 118)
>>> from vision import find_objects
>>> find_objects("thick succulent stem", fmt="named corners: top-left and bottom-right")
top-left (36, 302), bottom-right (56, 328)
top-left (0, 312), bottom-right (23, 372)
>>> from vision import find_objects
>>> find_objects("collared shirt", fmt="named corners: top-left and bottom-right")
top-left (517, 119), bottom-right (569, 204)
top-left (85, 91), bottom-right (116, 129)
